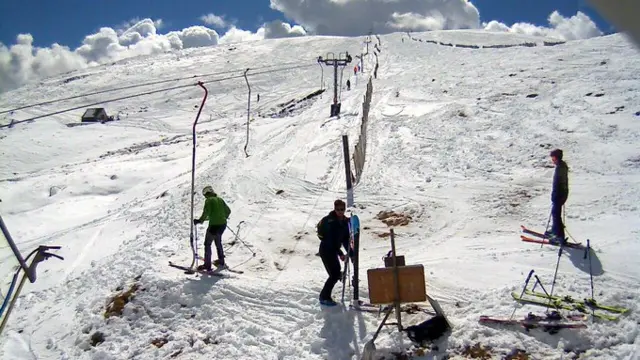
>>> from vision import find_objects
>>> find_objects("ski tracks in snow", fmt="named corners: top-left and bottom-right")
top-left (69, 277), bottom-right (373, 359)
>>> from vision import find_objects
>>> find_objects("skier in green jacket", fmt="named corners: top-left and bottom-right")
top-left (193, 186), bottom-right (231, 271)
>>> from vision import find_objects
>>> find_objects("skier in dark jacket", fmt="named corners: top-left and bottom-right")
top-left (316, 199), bottom-right (350, 306)
top-left (548, 149), bottom-right (569, 243)
top-left (194, 186), bottom-right (231, 271)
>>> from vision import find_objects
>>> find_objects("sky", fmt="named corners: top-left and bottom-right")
top-left (0, 0), bottom-right (611, 48)
top-left (0, 0), bottom-right (612, 93)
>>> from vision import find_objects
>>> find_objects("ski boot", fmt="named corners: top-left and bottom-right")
top-left (197, 264), bottom-right (212, 272)
top-left (319, 298), bottom-right (338, 307)
top-left (548, 235), bottom-right (567, 246)
top-left (213, 259), bottom-right (228, 270)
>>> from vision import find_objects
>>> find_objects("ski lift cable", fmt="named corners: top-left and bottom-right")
top-left (1, 63), bottom-right (317, 129)
top-left (0, 60), bottom-right (309, 116)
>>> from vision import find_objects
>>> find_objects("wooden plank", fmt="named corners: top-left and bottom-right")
top-left (367, 265), bottom-right (426, 304)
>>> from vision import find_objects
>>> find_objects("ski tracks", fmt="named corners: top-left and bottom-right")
top-left (94, 277), bottom-right (354, 359)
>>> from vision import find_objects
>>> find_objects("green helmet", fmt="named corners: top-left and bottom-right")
top-left (202, 186), bottom-right (215, 196)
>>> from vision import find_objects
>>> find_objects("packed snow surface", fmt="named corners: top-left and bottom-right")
top-left (1, 30), bottom-right (640, 359)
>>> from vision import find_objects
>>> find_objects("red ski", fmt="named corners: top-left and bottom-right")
top-left (479, 314), bottom-right (587, 333)
top-left (521, 235), bottom-right (584, 250)
top-left (520, 225), bottom-right (548, 238)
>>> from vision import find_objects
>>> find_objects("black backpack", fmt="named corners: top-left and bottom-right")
top-left (316, 216), bottom-right (328, 240)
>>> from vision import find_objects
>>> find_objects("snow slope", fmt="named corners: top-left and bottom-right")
top-left (1, 30), bottom-right (640, 360)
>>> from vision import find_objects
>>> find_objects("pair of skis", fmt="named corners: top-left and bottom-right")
top-left (511, 289), bottom-right (627, 321)
top-left (479, 312), bottom-right (587, 334)
top-left (520, 225), bottom-right (584, 249)
top-left (168, 261), bottom-right (244, 277)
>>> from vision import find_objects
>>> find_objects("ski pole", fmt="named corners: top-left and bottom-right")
top-left (194, 226), bottom-right (199, 270)
top-left (533, 275), bottom-right (552, 298)
top-left (226, 223), bottom-right (256, 257)
top-left (347, 255), bottom-right (351, 301)
top-left (341, 254), bottom-right (349, 303)
top-left (532, 276), bottom-right (564, 311)
top-left (546, 243), bottom-right (564, 312)
top-left (586, 239), bottom-right (595, 320)
top-left (542, 205), bottom-right (552, 249)
top-left (587, 240), bottom-right (594, 299)
top-left (510, 269), bottom-right (534, 319)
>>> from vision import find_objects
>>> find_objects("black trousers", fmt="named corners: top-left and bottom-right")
top-left (319, 251), bottom-right (341, 301)
top-left (551, 198), bottom-right (567, 240)
top-left (204, 224), bottom-right (226, 267)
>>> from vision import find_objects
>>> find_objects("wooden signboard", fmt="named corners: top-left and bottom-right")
top-left (367, 264), bottom-right (426, 305)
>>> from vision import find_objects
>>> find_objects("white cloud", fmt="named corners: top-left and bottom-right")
top-left (0, 34), bottom-right (87, 91)
top-left (219, 26), bottom-right (264, 44)
top-left (173, 26), bottom-right (220, 48)
top-left (483, 20), bottom-right (510, 33)
top-left (386, 11), bottom-right (447, 31)
top-left (269, 0), bottom-right (603, 41)
top-left (483, 11), bottom-right (603, 41)
top-left (263, 20), bottom-right (307, 38)
top-left (200, 13), bottom-right (228, 28)
top-left (269, 0), bottom-right (481, 35)
top-left (0, 19), bottom-right (224, 93)
top-left (0, 16), bottom-right (313, 92)
top-left (117, 18), bottom-right (164, 35)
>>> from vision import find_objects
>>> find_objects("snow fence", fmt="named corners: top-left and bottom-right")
top-left (353, 77), bottom-right (373, 184)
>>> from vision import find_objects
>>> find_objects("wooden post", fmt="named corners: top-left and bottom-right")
top-left (341, 135), bottom-right (354, 208)
top-left (390, 228), bottom-right (402, 331)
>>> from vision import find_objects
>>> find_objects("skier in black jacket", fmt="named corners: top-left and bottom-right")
top-left (316, 199), bottom-right (350, 306)
top-left (548, 149), bottom-right (569, 243)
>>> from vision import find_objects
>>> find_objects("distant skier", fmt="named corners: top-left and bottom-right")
top-left (193, 186), bottom-right (231, 271)
top-left (547, 149), bottom-right (569, 243)
top-left (346, 79), bottom-right (351, 91)
top-left (316, 199), bottom-right (350, 306)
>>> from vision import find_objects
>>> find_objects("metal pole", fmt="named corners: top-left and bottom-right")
top-left (333, 62), bottom-right (338, 106)
top-left (366, 34), bottom-right (371, 54)
top-left (0, 215), bottom-right (33, 282)
top-left (541, 205), bottom-right (552, 249)
top-left (318, 62), bottom-right (324, 91)
top-left (243, 68), bottom-right (251, 157)
top-left (546, 244), bottom-right (564, 312)
top-left (226, 223), bottom-right (256, 257)
top-left (587, 239), bottom-right (595, 319)
top-left (0, 245), bottom-right (63, 336)
top-left (0, 271), bottom-right (28, 336)
top-left (189, 82), bottom-right (209, 270)
top-left (509, 269), bottom-right (534, 319)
